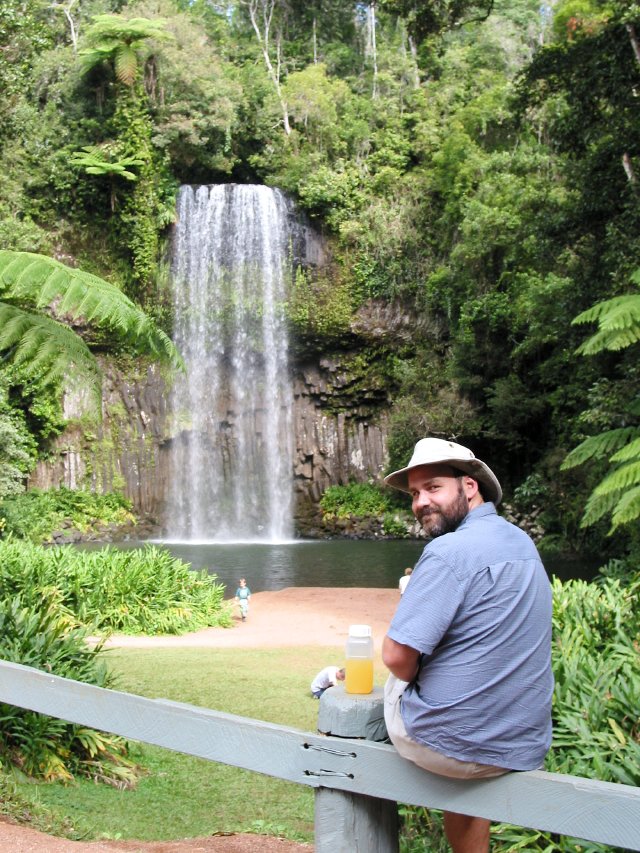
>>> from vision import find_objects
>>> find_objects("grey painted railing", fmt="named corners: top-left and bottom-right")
top-left (0, 660), bottom-right (639, 852)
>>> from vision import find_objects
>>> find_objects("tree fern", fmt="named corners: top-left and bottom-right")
top-left (574, 294), bottom-right (640, 353)
top-left (79, 15), bottom-right (172, 87)
top-left (591, 460), bottom-right (640, 497)
top-left (70, 147), bottom-right (143, 181)
top-left (560, 427), bottom-right (638, 469)
top-left (581, 488), bottom-right (623, 528)
top-left (0, 303), bottom-right (101, 399)
top-left (565, 268), bottom-right (640, 531)
top-left (610, 436), bottom-right (640, 463)
top-left (610, 486), bottom-right (640, 529)
top-left (0, 251), bottom-right (183, 403)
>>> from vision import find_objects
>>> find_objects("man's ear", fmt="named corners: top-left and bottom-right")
top-left (463, 476), bottom-right (481, 502)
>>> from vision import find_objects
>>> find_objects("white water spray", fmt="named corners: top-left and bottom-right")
top-left (166, 184), bottom-right (295, 542)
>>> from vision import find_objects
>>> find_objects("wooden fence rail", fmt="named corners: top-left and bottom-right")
top-left (0, 660), bottom-right (639, 852)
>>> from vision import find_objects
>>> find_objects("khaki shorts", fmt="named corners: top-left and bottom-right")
top-left (384, 675), bottom-right (509, 780)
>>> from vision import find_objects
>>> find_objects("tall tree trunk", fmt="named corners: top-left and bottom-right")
top-left (367, 2), bottom-right (378, 99)
top-left (622, 152), bottom-right (636, 184)
top-left (52, 0), bottom-right (79, 52)
top-left (408, 33), bottom-right (420, 89)
top-left (622, 24), bottom-right (639, 183)
top-left (247, 0), bottom-right (291, 135)
top-left (626, 23), bottom-right (640, 65)
top-left (313, 16), bottom-right (318, 64)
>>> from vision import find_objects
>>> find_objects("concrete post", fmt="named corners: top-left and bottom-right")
top-left (315, 685), bottom-right (398, 853)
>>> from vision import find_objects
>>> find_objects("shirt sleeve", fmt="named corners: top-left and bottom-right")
top-left (387, 553), bottom-right (464, 656)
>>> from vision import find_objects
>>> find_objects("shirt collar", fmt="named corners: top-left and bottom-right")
top-left (458, 501), bottom-right (496, 530)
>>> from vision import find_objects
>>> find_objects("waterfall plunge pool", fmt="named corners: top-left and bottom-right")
top-left (75, 539), bottom-right (601, 595)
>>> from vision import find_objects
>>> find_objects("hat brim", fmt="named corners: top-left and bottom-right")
top-left (384, 458), bottom-right (502, 505)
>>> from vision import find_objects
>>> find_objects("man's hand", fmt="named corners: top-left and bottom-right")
top-left (382, 635), bottom-right (420, 681)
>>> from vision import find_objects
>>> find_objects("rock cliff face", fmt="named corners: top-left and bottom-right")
top-left (29, 361), bottom-right (172, 523)
top-left (28, 348), bottom-right (392, 535)
top-left (292, 356), bottom-right (389, 531)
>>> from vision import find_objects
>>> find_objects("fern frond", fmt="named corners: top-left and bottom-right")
top-left (610, 435), bottom-right (640, 463)
top-left (78, 47), bottom-right (113, 75)
top-left (577, 327), bottom-right (640, 354)
top-left (610, 485), bottom-right (640, 530)
top-left (0, 303), bottom-right (101, 398)
top-left (591, 461), bottom-right (640, 497)
top-left (0, 251), bottom-right (183, 369)
top-left (572, 294), bottom-right (640, 326)
top-left (573, 295), bottom-right (640, 354)
top-left (560, 428), bottom-right (638, 469)
top-left (580, 488), bottom-right (621, 528)
top-left (114, 45), bottom-right (138, 85)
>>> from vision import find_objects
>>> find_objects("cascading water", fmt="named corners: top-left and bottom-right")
top-left (166, 184), bottom-right (295, 542)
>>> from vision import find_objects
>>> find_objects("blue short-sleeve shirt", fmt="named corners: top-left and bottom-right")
top-left (387, 503), bottom-right (553, 770)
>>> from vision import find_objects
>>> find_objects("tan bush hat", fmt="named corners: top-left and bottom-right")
top-left (384, 437), bottom-right (502, 505)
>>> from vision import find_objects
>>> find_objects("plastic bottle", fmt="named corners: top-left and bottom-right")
top-left (345, 624), bottom-right (374, 694)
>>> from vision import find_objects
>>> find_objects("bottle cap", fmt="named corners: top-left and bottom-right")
top-left (348, 624), bottom-right (372, 637)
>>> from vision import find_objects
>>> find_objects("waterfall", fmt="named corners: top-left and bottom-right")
top-left (166, 184), bottom-right (295, 542)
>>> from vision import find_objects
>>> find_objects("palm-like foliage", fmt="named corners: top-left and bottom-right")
top-left (70, 146), bottom-right (143, 181)
top-left (561, 270), bottom-right (640, 531)
top-left (79, 15), bottom-right (173, 86)
top-left (574, 293), bottom-right (640, 354)
top-left (0, 250), bottom-right (182, 399)
top-left (70, 145), bottom-right (145, 212)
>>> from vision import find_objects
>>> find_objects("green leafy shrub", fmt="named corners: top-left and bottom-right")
top-left (0, 596), bottom-right (137, 785)
top-left (382, 512), bottom-right (412, 538)
top-left (0, 487), bottom-right (136, 543)
top-left (0, 539), bottom-right (232, 635)
top-left (320, 482), bottom-right (392, 519)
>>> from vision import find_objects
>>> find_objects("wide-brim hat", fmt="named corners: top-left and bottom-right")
top-left (384, 437), bottom-right (502, 505)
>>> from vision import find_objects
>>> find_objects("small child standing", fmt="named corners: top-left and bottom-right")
top-left (235, 578), bottom-right (251, 621)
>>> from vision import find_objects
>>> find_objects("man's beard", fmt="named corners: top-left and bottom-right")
top-left (417, 480), bottom-right (469, 539)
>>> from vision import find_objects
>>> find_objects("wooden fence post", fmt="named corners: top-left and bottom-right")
top-left (315, 685), bottom-right (398, 852)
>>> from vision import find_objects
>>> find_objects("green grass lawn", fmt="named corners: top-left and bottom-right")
top-left (17, 645), bottom-right (391, 843)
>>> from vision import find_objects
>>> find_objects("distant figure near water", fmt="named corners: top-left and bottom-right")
top-left (399, 567), bottom-right (413, 595)
top-left (234, 578), bottom-right (251, 621)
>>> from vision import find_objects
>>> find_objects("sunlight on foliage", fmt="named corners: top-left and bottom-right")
top-left (0, 251), bottom-right (183, 404)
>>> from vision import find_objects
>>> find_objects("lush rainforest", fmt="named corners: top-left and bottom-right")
top-left (1, 0), bottom-right (640, 564)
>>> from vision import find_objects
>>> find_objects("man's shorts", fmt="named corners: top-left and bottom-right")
top-left (384, 675), bottom-right (509, 780)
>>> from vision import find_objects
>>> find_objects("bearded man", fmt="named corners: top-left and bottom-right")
top-left (381, 438), bottom-right (553, 853)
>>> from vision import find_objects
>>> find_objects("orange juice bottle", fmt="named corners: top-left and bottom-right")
top-left (345, 624), bottom-right (374, 694)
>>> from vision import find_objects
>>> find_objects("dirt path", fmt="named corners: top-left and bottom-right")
top-left (3, 588), bottom-right (400, 853)
top-left (103, 587), bottom-right (399, 650)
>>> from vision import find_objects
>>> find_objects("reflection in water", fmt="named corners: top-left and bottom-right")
top-left (152, 539), bottom-right (427, 593)
top-left (88, 539), bottom-right (599, 595)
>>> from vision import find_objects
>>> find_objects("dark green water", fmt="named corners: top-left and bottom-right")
top-left (98, 539), bottom-right (599, 595)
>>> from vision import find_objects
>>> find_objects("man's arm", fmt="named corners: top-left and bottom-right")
top-left (382, 635), bottom-right (420, 681)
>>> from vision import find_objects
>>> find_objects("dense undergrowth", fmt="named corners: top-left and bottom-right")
top-left (0, 538), bottom-right (232, 786)
top-left (0, 487), bottom-right (136, 544)
top-left (319, 480), bottom-right (411, 537)
top-left (0, 538), bottom-right (232, 635)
